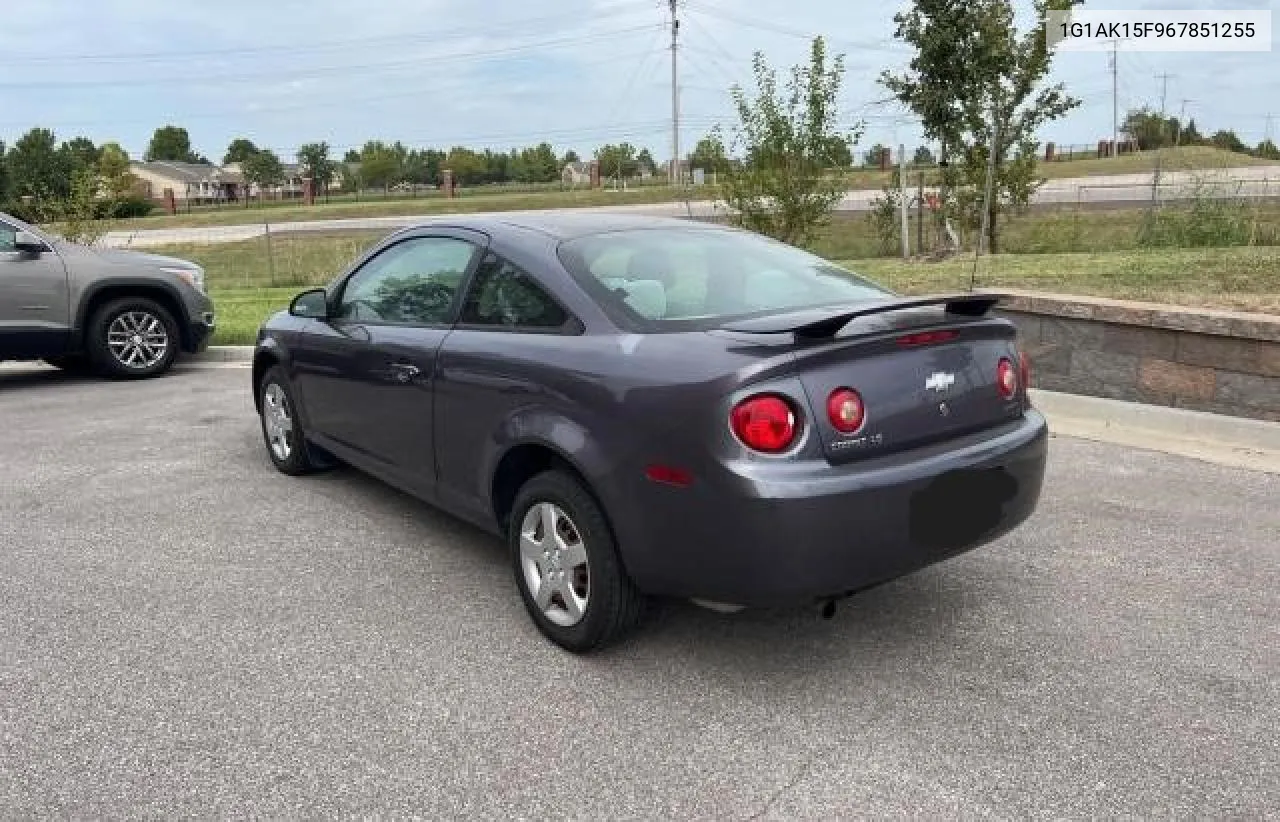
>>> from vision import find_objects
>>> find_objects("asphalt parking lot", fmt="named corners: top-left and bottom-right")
top-left (1, 362), bottom-right (1276, 818)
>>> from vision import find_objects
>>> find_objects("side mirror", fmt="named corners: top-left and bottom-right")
top-left (289, 288), bottom-right (329, 319)
top-left (13, 230), bottom-right (48, 254)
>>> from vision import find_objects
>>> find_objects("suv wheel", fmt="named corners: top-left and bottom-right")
top-left (87, 297), bottom-right (180, 379)
top-left (258, 366), bottom-right (318, 476)
top-left (509, 470), bottom-right (646, 653)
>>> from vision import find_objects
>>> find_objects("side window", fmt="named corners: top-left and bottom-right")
top-left (0, 221), bottom-right (17, 252)
top-left (459, 253), bottom-right (570, 330)
top-left (336, 237), bottom-right (478, 325)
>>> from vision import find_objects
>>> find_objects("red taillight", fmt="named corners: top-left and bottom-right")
top-left (997, 357), bottom-right (1018, 398)
top-left (897, 329), bottom-right (959, 347)
top-left (730, 394), bottom-right (798, 453)
top-left (826, 388), bottom-right (866, 434)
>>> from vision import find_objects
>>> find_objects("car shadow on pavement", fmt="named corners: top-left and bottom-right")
top-left (317, 463), bottom-right (992, 668)
top-left (0, 367), bottom-right (101, 390)
top-left (233, 422), bottom-right (999, 673)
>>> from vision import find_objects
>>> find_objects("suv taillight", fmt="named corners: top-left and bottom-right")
top-left (730, 394), bottom-right (799, 453)
top-left (997, 357), bottom-right (1018, 399)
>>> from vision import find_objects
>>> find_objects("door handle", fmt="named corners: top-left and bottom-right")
top-left (388, 362), bottom-right (421, 383)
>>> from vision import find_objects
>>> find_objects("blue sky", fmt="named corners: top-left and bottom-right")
top-left (0, 0), bottom-right (1275, 164)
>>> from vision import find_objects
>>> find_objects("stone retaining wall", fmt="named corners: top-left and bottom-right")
top-left (989, 290), bottom-right (1280, 422)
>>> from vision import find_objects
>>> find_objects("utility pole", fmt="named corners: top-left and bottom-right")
top-left (1110, 40), bottom-right (1118, 153)
top-left (1175, 98), bottom-right (1192, 146)
top-left (1152, 72), bottom-right (1173, 206)
top-left (669, 0), bottom-right (681, 187)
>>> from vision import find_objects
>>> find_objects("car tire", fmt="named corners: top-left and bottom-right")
top-left (87, 297), bottom-right (181, 379)
top-left (509, 470), bottom-right (646, 653)
top-left (258, 365), bottom-right (318, 476)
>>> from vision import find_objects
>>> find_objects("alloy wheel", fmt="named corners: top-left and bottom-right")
top-left (262, 383), bottom-right (294, 461)
top-left (519, 502), bottom-right (591, 627)
top-left (107, 311), bottom-right (169, 370)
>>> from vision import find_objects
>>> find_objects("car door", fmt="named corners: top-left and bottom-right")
top-left (0, 219), bottom-right (71, 358)
top-left (434, 249), bottom-right (583, 520)
top-left (290, 229), bottom-right (487, 498)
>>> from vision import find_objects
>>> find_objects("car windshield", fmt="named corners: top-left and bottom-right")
top-left (557, 227), bottom-right (892, 330)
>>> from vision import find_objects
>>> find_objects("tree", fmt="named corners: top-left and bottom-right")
top-left (8, 127), bottom-right (71, 199)
top-left (359, 141), bottom-right (403, 190)
top-left (864, 144), bottom-right (891, 167)
top-left (1210, 129), bottom-right (1248, 154)
top-left (688, 136), bottom-right (729, 174)
top-left (146, 125), bottom-right (202, 163)
top-left (97, 142), bottom-right (136, 197)
top-left (881, 0), bottom-right (1081, 253)
top-left (596, 143), bottom-right (640, 179)
top-left (528, 142), bottom-right (560, 182)
top-left (1122, 107), bottom-right (1174, 150)
top-left (343, 149), bottom-right (360, 163)
top-left (242, 148), bottom-right (284, 196)
top-left (445, 146), bottom-right (487, 186)
top-left (296, 142), bottom-right (335, 191)
top-left (824, 136), bottom-right (853, 167)
top-left (636, 148), bottom-right (656, 176)
top-left (562, 149), bottom-right (580, 165)
top-left (1257, 139), bottom-right (1280, 160)
top-left (59, 137), bottom-right (99, 175)
top-left (1180, 118), bottom-right (1204, 145)
top-left (0, 141), bottom-right (9, 202)
top-left (224, 138), bottom-right (259, 165)
top-left (716, 38), bottom-right (857, 245)
top-left (913, 145), bottom-right (936, 165)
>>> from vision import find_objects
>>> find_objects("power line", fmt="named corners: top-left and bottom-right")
top-left (0, 25), bottom-right (664, 90)
top-left (3, 1), bottom-right (656, 65)
top-left (686, 1), bottom-right (906, 53)
top-left (670, 0), bottom-right (682, 182)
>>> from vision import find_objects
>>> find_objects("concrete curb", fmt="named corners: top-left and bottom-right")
top-left (191, 347), bottom-right (1280, 473)
top-left (1030, 389), bottom-right (1280, 474)
top-left (194, 346), bottom-right (255, 363)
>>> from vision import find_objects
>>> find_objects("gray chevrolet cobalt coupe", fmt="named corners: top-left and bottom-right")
top-left (252, 214), bottom-right (1048, 652)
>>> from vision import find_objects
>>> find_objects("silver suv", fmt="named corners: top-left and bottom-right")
top-left (0, 211), bottom-right (215, 378)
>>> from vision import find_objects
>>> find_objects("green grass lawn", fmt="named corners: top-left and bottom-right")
top-left (842, 247), bottom-right (1280, 314)
top-left (110, 185), bottom-right (725, 232)
top-left (207, 245), bottom-right (1280, 346)
top-left (163, 203), bottom-right (1280, 295)
top-left (108, 146), bottom-right (1274, 233)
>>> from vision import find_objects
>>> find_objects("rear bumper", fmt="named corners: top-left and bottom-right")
top-left (619, 411), bottom-right (1049, 608)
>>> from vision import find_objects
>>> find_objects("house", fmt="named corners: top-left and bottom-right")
top-left (562, 161), bottom-right (593, 187)
top-left (221, 162), bottom-right (306, 199)
top-left (128, 161), bottom-right (244, 204)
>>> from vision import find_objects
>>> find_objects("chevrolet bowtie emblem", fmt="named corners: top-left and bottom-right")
top-left (925, 372), bottom-right (956, 392)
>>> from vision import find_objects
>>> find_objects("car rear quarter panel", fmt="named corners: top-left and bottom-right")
top-left (433, 328), bottom-right (806, 552)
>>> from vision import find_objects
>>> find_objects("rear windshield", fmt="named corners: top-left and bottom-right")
top-left (557, 227), bottom-right (892, 331)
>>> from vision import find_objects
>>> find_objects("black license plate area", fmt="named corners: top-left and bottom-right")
top-left (909, 467), bottom-right (1020, 548)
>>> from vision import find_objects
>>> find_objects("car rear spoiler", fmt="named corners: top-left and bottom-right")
top-left (720, 293), bottom-right (1005, 339)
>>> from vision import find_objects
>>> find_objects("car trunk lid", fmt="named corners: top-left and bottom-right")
top-left (721, 294), bottom-right (1026, 463)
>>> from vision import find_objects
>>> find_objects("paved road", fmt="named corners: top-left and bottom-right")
top-left (1, 364), bottom-right (1276, 818)
top-left (100, 165), bottom-right (1280, 249)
